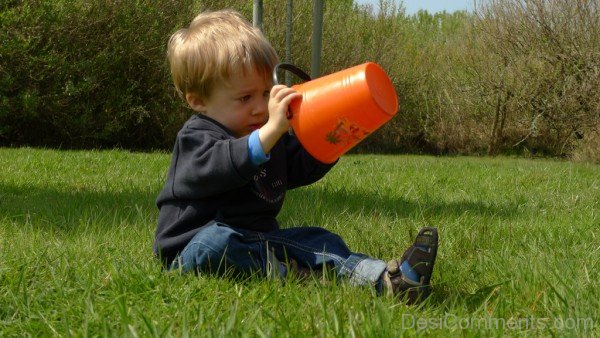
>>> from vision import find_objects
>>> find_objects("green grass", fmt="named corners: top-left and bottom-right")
top-left (1, 147), bottom-right (598, 336)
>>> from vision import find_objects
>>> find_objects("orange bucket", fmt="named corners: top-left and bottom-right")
top-left (273, 62), bottom-right (399, 163)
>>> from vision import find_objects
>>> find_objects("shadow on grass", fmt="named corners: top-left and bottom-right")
top-left (1, 178), bottom-right (521, 231)
top-left (286, 185), bottom-right (521, 221)
top-left (0, 182), bottom-right (159, 230)
top-left (426, 280), bottom-right (509, 313)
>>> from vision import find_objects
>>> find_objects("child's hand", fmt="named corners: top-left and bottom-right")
top-left (268, 85), bottom-right (300, 133)
top-left (259, 85), bottom-right (301, 154)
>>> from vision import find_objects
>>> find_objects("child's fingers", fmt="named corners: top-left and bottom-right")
top-left (270, 85), bottom-right (298, 102)
top-left (279, 91), bottom-right (301, 106)
top-left (269, 84), bottom-right (285, 99)
top-left (269, 85), bottom-right (300, 123)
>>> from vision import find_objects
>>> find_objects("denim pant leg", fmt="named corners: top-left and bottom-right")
top-left (170, 221), bottom-right (285, 277)
top-left (170, 221), bottom-right (387, 288)
top-left (261, 226), bottom-right (387, 287)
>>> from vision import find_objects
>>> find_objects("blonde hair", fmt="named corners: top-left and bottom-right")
top-left (167, 10), bottom-right (279, 100)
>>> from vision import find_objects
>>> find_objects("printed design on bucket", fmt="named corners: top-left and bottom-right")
top-left (325, 118), bottom-right (370, 146)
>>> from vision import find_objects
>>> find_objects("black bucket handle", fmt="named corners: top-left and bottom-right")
top-left (272, 63), bottom-right (311, 119)
top-left (272, 63), bottom-right (311, 86)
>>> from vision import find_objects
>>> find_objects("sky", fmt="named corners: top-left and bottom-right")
top-left (354, 0), bottom-right (475, 15)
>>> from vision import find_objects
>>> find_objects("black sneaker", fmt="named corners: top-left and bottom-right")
top-left (381, 227), bottom-right (438, 303)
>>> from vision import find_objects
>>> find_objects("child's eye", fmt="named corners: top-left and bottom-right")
top-left (239, 95), bottom-right (251, 102)
top-left (263, 91), bottom-right (269, 98)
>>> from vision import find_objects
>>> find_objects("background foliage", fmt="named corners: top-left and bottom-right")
top-left (1, 0), bottom-right (598, 161)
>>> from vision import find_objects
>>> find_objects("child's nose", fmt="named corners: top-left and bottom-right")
top-left (252, 99), bottom-right (267, 116)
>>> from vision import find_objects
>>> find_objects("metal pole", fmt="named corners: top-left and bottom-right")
top-left (253, 0), bottom-right (263, 31)
top-left (311, 0), bottom-right (324, 78)
top-left (285, 0), bottom-right (293, 86)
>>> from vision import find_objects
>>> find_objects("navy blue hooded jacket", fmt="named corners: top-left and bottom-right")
top-left (154, 114), bottom-right (336, 264)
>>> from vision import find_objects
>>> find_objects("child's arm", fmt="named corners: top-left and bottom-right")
top-left (164, 124), bottom-right (257, 199)
top-left (257, 84), bottom-right (336, 189)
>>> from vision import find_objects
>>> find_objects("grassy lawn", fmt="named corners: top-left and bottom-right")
top-left (1, 147), bottom-right (598, 336)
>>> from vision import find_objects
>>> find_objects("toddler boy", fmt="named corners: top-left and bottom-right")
top-left (154, 9), bottom-right (438, 303)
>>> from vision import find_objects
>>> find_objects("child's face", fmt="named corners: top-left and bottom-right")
top-left (200, 69), bottom-right (271, 138)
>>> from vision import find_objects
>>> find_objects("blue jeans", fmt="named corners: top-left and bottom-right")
top-left (170, 221), bottom-right (387, 288)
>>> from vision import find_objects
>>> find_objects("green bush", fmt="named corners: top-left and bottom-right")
top-left (1, 0), bottom-right (598, 162)
top-left (462, 0), bottom-right (600, 158)
top-left (1, 0), bottom-right (457, 152)
top-left (0, 0), bottom-right (197, 149)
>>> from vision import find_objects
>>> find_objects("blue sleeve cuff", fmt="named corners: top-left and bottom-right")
top-left (248, 130), bottom-right (270, 165)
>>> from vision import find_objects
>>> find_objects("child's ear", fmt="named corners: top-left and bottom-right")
top-left (185, 93), bottom-right (206, 112)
